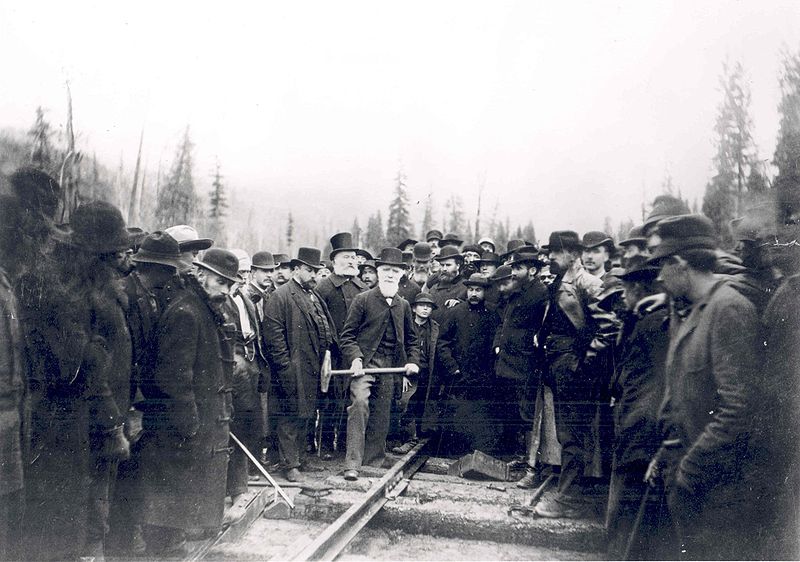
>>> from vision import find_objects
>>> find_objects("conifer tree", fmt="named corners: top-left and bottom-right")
top-left (386, 169), bottom-right (411, 246)
top-left (774, 49), bottom-right (800, 224)
top-left (156, 127), bottom-right (197, 227)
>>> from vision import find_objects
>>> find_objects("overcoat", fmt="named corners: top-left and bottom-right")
top-left (315, 273), bottom-right (366, 333)
top-left (426, 275), bottom-right (467, 322)
top-left (0, 269), bottom-right (24, 498)
top-left (437, 302), bottom-right (497, 395)
top-left (262, 279), bottom-right (337, 418)
top-left (138, 279), bottom-right (234, 531)
top-left (493, 278), bottom-right (548, 381)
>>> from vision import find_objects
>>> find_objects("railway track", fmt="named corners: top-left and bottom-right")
top-left (183, 440), bottom-right (605, 561)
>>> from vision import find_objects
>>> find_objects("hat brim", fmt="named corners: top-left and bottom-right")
top-left (375, 260), bottom-right (406, 268)
top-left (69, 233), bottom-right (133, 255)
top-left (647, 236), bottom-right (716, 263)
top-left (179, 238), bottom-right (214, 252)
top-left (330, 247), bottom-right (359, 260)
top-left (251, 264), bottom-right (276, 271)
top-left (132, 254), bottom-right (180, 269)
top-left (463, 281), bottom-right (491, 288)
top-left (290, 259), bottom-right (323, 270)
top-left (619, 267), bottom-right (660, 282)
top-left (441, 239), bottom-right (463, 246)
top-left (193, 260), bottom-right (241, 284)
top-left (412, 300), bottom-right (438, 309)
top-left (619, 237), bottom-right (647, 247)
top-left (433, 254), bottom-right (464, 262)
top-left (582, 240), bottom-right (615, 251)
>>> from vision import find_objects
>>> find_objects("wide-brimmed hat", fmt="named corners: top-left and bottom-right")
top-left (273, 253), bottom-right (290, 267)
top-left (194, 248), bottom-right (241, 283)
top-left (69, 200), bottom-right (132, 254)
top-left (490, 265), bottom-right (513, 282)
top-left (619, 225), bottom-right (647, 247)
top-left (412, 241), bottom-right (432, 261)
top-left (329, 232), bottom-right (359, 259)
top-left (375, 247), bottom-right (406, 268)
top-left (648, 214), bottom-right (718, 263)
top-left (397, 238), bottom-right (418, 251)
top-left (433, 246), bottom-right (464, 262)
top-left (412, 292), bottom-right (438, 309)
top-left (546, 231), bottom-right (582, 252)
top-left (290, 247), bottom-right (324, 270)
top-left (165, 224), bottom-right (214, 252)
top-left (507, 251), bottom-right (544, 267)
top-left (478, 237), bottom-right (496, 251)
top-left (581, 231), bottom-right (615, 252)
top-left (441, 233), bottom-right (463, 247)
top-left (478, 251), bottom-right (502, 265)
top-left (619, 255), bottom-right (660, 282)
top-left (463, 273), bottom-right (491, 288)
top-left (251, 251), bottom-right (276, 270)
top-left (425, 229), bottom-right (443, 242)
top-left (132, 231), bottom-right (181, 269)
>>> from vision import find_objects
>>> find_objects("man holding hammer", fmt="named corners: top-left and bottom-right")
top-left (340, 248), bottom-right (421, 481)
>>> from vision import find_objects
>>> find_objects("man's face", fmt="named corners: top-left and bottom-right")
top-left (429, 258), bottom-right (441, 273)
top-left (480, 262), bottom-right (497, 276)
top-left (510, 263), bottom-right (530, 282)
top-left (479, 242), bottom-right (494, 253)
top-left (333, 251), bottom-right (359, 277)
top-left (315, 267), bottom-right (331, 283)
top-left (623, 244), bottom-right (647, 261)
top-left (497, 277), bottom-right (517, 296)
top-left (413, 259), bottom-right (430, 274)
top-left (251, 268), bottom-right (273, 289)
top-left (656, 256), bottom-right (690, 299)
top-left (428, 239), bottom-right (440, 250)
top-left (538, 265), bottom-right (556, 286)
top-left (466, 286), bottom-right (485, 305)
top-left (463, 250), bottom-right (481, 263)
top-left (413, 303), bottom-right (433, 320)
top-left (582, 246), bottom-right (609, 274)
top-left (377, 265), bottom-right (402, 297)
top-left (548, 249), bottom-right (575, 276)
top-left (647, 232), bottom-right (662, 254)
top-left (360, 266), bottom-right (378, 288)
top-left (273, 264), bottom-right (292, 286)
top-left (198, 269), bottom-right (232, 300)
top-left (438, 258), bottom-right (460, 281)
top-left (293, 264), bottom-right (317, 290)
top-left (356, 254), bottom-right (367, 265)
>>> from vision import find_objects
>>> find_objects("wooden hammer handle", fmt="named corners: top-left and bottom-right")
top-left (330, 367), bottom-right (408, 376)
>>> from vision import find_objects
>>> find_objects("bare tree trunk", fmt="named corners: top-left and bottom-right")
top-left (128, 128), bottom-right (144, 224)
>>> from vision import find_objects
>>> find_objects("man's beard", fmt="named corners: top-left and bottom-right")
top-left (378, 279), bottom-right (399, 298)
top-left (439, 269), bottom-right (456, 282)
top-left (467, 296), bottom-right (483, 306)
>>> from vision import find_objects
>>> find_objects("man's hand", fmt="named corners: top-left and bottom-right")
top-left (351, 358), bottom-right (365, 377)
top-left (444, 298), bottom-right (461, 308)
top-left (402, 376), bottom-right (411, 393)
top-left (404, 363), bottom-right (420, 376)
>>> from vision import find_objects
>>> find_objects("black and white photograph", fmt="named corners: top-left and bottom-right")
top-left (0, 1), bottom-right (798, 560)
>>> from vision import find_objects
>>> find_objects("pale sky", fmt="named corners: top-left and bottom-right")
top-left (1, 0), bottom-right (799, 245)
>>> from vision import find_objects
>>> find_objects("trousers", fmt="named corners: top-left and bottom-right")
top-left (345, 353), bottom-right (395, 470)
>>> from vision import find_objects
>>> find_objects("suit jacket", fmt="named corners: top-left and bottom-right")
top-left (493, 278), bottom-right (548, 381)
top-left (314, 273), bottom-right (366, 333)
top-left (339, 287), bottom-right (421, 368)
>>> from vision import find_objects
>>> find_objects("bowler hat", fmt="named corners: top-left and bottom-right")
top-left (433, 246), bottom-right (464, 262)
top-left (375, 247), bottom-right (406, 268)
top-left (500, 239), bottom-right (529, 261)
top-left (251, 251), bottom-right (276, 270)
top-left (132, 231), bottom-right (181, 269)
top-left (164, 224), bottom-right (214, 252)
top-left (356, 248), bottom-right (374, 261)
top-left (478, 237), bottom-right (496, 251)
top-left (273, 253), bottom-right (290, 266)
top-left (547, 231), bottom-right (582, 252)
top-left (194, 248), bottom-right (241, 284)
top-left (478, 251), bottom-right (501, 265)
top-left (9, 166), bottom-right (61, 220)
top-left (69, 200), bottom-right (132, 254)
top-left (619, 225), bottom-right (647, 247)
top-left (291, 247), bottom-right (324, 270)
top-left (643, 196), bottom-right (691, 233)
top-left (412, 241), bottom-right (432, 261)
top-left (412, 292), bottom-right (438, 309)
top-left (462, 244), bottom-right (483, 256)
top-left (397, 238), bottom-right (418, 251)
top-left (619, 255), bottom-right (659, 282)
top-left (426, 229), bottom-right (443, 242)
top-left (648, 214), bottom-right (718, 262)
top-left (329, 232), bottom-right (358, 259)
top-left (441, 233), bottom-right (463, 247)
top-left (359, 259), bottom-right (377, 272)
top-left (581, 231), bottom-right (615, 252)
top-left (508, 252), bottom-right (543, 267)
top-left (490, 265), bottom-right (513, 282)
top-left (463, 273), bottom-right (491, 288)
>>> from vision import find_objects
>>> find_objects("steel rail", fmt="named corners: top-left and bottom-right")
top-left (289, 438), bottom-right (430, 562)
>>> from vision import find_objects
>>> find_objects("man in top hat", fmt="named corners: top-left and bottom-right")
top-left (492, 252), bottom-right (549, 462)
top-left (137, 248), bottom-right (237, 556)
top-left (644, 215), bottom-right (761, 560)
top-left (581, 231), bottom-right (615, 279)
top-left (436, 273), bottom-right (499, 454)
top-left (534, 231), bottom-right (619, 518)
top-left (271, 254), bottom-right (292, 288)
top-left (244, 251), bottom-right (276, 322)
top-left (410, 241), bottom-right (433, 288)
top-left (164, 224), bottom-right (214, 273)
top-left (263, 248), bottom-right (337, 481)
top-left (425, 246), bottom-right (468, 322)
top-left (315, 233), bottom-right (368, 457)
top-left (339, 248), bottom-right (421, 480)
top-left (618, 225), bottom-right (648, 265)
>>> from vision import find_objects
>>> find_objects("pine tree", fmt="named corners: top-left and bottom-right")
top-left (28, 106), bottom-right (54, 171)
top-left (386, 169), bottom-right (412, 246)
top-left (702, 61), bottom-right (758, 244)
top-left (419, 192), bottom-right (434, 239)
top-left (365, 210), bottom-right (386, 253)
top-left (351, 217), bottom-right (361, 247)
top-left (207, 161), bottom-right (228, 245)
top-left (774, 49), bottom-right (800, 224)
top-left (286, 212), bottom-right (294, 250)
top-left (446, 195), bottom-right (465, 234)
top-left (156, 127), bottom-right (197, 227)
top-left (521, 221), bottom-right (537, 245)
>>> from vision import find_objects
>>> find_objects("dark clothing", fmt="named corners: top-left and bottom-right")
top-left (657, 280), bottom-right (760, 560)
top-left (397, 276), bottom-right (421, 303)
top-left (394, 318), bottom-right (440, 440)
top-left (138, 278), bottom-right (234, 532)
top-left (426, 275), bottom-right (467, 323)
top-left (315, 273), bottom-right (366, 334)
top-left (493, 279), bottom-right (548, 381)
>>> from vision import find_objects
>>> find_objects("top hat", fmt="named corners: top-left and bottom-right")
top-left (291, 247), bottom-right (324, 270)
top-left (69, 200), bottom-right (132, 254)
top-left (273, 253), bottom-right (290, 267)
top-left (581, 231), bottom-right (615, 252)
top-left (440, 233), bottom-right (464, 247)
top-left (397, 238), bottom-right (418, 251)
top-left (132, 231), bottom-right (181, 269)
top-left (164, 224), bottom-right (214, 252)
top-left (194, 248), bottom-right (241, 284)
top-left (648, 214), bottom-right (718, 262)
top-left (463, 273), bottom-right (491, 288)
top-left (425, 229), bottom-right (443, 242)
top-left (507, 251), bottom-right (544, 267)
top-left (412, 292), bottom-right (438, 309)
top-left (547, 231), bottom-right (583, 252)
top-left (490, 265), bottom-right (513, 282)
top-left (412, 241), bottom-right (432, 261)
top-left (478, 237), bottom-right (496, 251)
top-left (251, 251), bottom-right (276, 270)
top-left (375, 247), bottom-right (406, 268)
top-left (478, 251), bottom-right (502, 265)
top-left (619, 225), bottom-right (647, 247)
top-left (433, 246), bottom-right (464, 262)
top-left (329, 232), bottom-right (358, 259)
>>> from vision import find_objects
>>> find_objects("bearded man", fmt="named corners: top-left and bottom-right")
top-left (340, 248), bottom-right (421, 481)
top-left (425, 246), bottom-right (467, 322)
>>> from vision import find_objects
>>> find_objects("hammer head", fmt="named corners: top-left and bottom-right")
top-left (320, 350), bottom-right (332, 393)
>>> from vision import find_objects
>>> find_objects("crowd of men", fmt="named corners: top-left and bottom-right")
top-left (0, 166), bottom-right (798, 560)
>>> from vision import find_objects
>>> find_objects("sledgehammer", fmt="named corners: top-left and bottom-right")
top-left (319, 351), bottom-right (407, 392)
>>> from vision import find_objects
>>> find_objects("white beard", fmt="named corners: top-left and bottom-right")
top-left (333, 263), bottom-right (359, 277)
top-left (378, 279), bottom-right (399, 298)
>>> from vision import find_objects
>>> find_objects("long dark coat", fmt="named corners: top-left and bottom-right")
top-left (426, 275), bottom-right (467, 323)
top-left (138, 279), bottom-right (234, 531)
top-left (493, 278), bottom-right (548, 381)
top-left (262, 279), bottom-right (337, 418)
top-left (0, 269), bottom-right (24, 498)
top-left (315, 273), bottom-right (366, 333)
